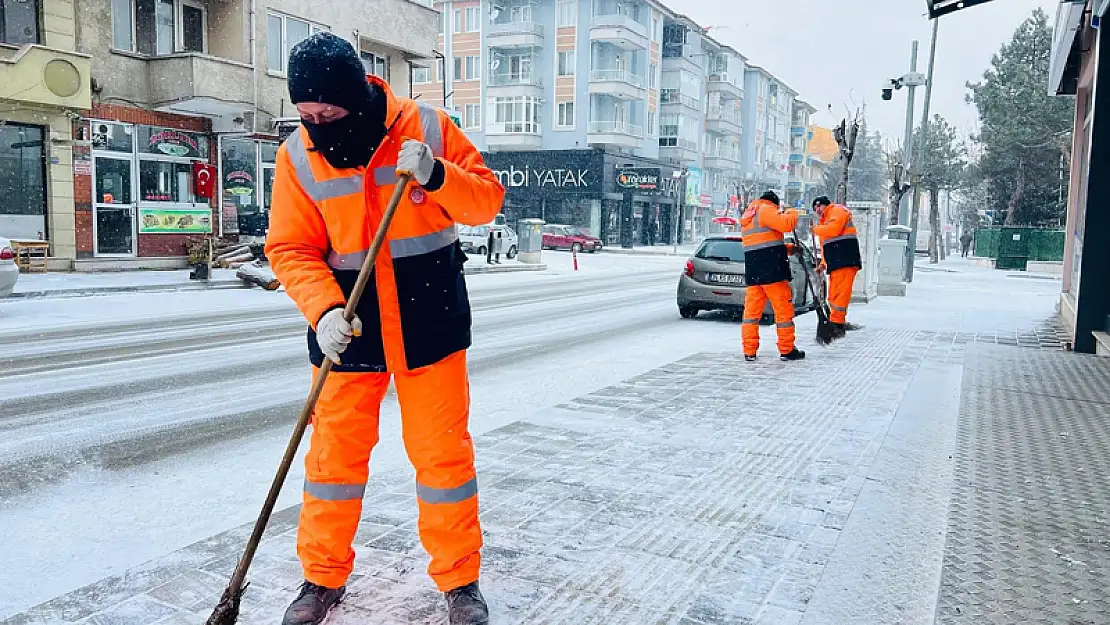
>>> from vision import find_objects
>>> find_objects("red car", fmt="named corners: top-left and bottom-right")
top-left (541, 224), bottom-right (603, 253)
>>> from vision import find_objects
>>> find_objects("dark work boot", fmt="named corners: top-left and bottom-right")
top-left (780, 348), bottom-right (806, 362)
top-left (843, 322), bottom-right (864, 332)
top-left (445, 581), bottom-right (490, 625)
top-left (282, 582), bottom-right (345, 625)
top-left (744, 354), bottom-right (758, 362)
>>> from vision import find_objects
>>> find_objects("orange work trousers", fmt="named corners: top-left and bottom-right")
top-left (742, 280), bottom-right (796, 356)
top-left (828, 267), bottom-right (858, 324)
top-left (297, 350), bottom-right (481, 592)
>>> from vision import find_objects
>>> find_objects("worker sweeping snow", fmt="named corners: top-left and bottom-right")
top-left (264, 32), bottom-right (504, 625)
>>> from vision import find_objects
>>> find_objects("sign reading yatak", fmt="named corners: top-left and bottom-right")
top-left (481, 149), bottom-right (605, 196)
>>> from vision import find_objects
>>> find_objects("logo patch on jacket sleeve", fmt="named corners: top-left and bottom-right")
top-left (409, 188), bottom-right (427, 205)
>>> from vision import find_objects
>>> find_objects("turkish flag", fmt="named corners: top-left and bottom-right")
top-left (193, 162), bottom-right (216, 198)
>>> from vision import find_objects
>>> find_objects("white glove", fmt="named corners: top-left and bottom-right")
top-left (396, 140), bottom-right (436, 185)
top-left (315, 308), bottom-right (362, 365)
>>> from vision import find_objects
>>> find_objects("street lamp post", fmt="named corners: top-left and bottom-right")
top-left (906, 18), bottom-right (939, 283)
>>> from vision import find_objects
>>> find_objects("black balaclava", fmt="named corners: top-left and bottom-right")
top-left (287, 32), bottom-right (387, 169)
top-left (760, 190), bottom-right (781, 206)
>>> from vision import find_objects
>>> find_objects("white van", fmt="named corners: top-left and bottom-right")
top-left (459, 223), bottom-right (518, 259)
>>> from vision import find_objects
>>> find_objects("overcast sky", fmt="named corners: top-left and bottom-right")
top-left (680, 0), bottom-right (1060, 144)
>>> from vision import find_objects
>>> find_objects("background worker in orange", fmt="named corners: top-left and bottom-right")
top-left (811, 196), bottom-right (863, 333)
top-left (265, 33), bottom-right (504, 625)
top-left (740, 191), bottom-right (806, 362)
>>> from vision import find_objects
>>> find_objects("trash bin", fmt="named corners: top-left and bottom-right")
top-left (517, 218), bottom-right (545, 264)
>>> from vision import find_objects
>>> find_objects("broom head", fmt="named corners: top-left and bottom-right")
top-left (206, 582), bottom-right (248, 625)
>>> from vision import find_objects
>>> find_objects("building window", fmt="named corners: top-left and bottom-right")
top-left (556, 101), bottom-right (574, 128)
top-left (453, 9), bottom-right (463, 33)
top-left (465, 6), bottom-right (480, 32)
top-left (113, 0), bottom-right (210, 54)
top-left (464, 55), bottom-right (480, 81)
top-left (454, 56), bottom-right (462, 81)
top-left (493, 96), bottom-right (541, 133)
top-left (557, 0), bottom-right (576, 27)
top-left (647, 111), bottom-right (655, 136)
top-left (0, 0), bottom-right (40, 44)
top-left (360, 50), bottom-right (389, 81)
top-left (509, 4), bottom-right (532, 22)
top-left (652, 16), bottom-right (659, 40)
top-left (438, 10), bottom-right (445, 34)
top-left (464, 104), bottom-right (481, 129)
top-left (0, 123), bottom-right (46, 241)
top-left (436, 58), bottom-right (445, 82)
top-left (649, 63), bottom-right (657, 88)
top-left (413, 67), bottom-right (431, 84)
top-left (557, 51), bottom-right (575, 76)
top-left (769, 83), bottom-right (778, 107)
top-left (267, 12), bottom-right (327, 75)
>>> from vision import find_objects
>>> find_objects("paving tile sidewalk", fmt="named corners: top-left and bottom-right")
top-left (6, 257), bottom-right (1106, 625)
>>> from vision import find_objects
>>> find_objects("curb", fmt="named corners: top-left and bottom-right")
top-left (8, 280), bottom-right (249, 300)
top-left (599, 248), bottom-right (693, 258)
top-left (465, 263), bottom-right (546, 275)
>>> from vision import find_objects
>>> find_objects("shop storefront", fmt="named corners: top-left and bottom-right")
top-left (218, 136), bottom-right (279, 243)
top-left (481, 149), bottom-right (682, 248)
top-left (86, 120), bottom-right (214, 257)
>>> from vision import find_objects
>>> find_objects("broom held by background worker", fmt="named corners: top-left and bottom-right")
top-left (264, 32), bottom-right (504, 625)
top-left (811, 196), bottom-right (863, 333)
top-left (740, 191), bottom-right (806, 362)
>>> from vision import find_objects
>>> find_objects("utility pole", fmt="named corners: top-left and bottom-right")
top-left (906, 18), bottom-right (939, 283)
top-left (898, 41), bottom-right (919, 226)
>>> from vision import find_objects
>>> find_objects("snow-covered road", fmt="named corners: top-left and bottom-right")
top-left (0, 253), bottom-right (760, 617)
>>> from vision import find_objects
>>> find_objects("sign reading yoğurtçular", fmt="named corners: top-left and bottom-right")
top-left (225, 170), bottom-right (255, 196)
top-left (139, 208), bottom-right (213, 234)
top-left (615, 167), bottom-right (661, 191)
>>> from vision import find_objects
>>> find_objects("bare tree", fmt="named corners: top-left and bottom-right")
top-left (885, 142), bottom-right (912, 226)
top-left (832, 110), bottom-right (862, 204)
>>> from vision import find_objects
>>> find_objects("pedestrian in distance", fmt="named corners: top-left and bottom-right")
top-left (960, 231), bottom-right (973, 257)
top-left (811, 196), bottom-right (864, 334)
top-left (493, 228), bottom-right (503, 264)
top-left (486, 228), bottom-right (495, 265)
top-left (740, 191), bottom-right (806, 362)
top-left (264, 32), bottom-right (504, 625)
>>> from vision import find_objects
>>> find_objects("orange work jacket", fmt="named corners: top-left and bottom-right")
top-left (265, 76), bottom-right (505, 372)
top-left (812, 203), bottom-right (862, 271)
top-left (740, 199), bottom-right (798, 285)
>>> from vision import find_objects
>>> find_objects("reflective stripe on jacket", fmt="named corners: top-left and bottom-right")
top-left (812, 203), bottom-right (862, 271)
top-left (740, 199), bottom-right (798, 286)
top-left (265, 76), bottom-right (505, 372)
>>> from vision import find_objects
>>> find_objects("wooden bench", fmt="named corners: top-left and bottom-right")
top-left (9, 240), bottom-right (49, 273)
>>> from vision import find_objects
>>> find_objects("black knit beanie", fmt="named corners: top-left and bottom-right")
top-left (288, 32), bottom-right (374, 112)
top-left (760, 190), bottom-right (781, 206)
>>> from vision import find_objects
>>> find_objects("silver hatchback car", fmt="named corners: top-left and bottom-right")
top-left (676, 233), bottom-right (818, 319)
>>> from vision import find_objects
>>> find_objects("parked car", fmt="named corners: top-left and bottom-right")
top-left (676, 233), bottom-right (818, 319)
top-left (0, 237), bottom-right (19, 298)
top-left (459, 224), bottom-right (519, 259)
top-left (542, 224), bottom-right (603, 253)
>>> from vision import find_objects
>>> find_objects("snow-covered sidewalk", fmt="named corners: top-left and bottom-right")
top-left (10, 258), bottom-right (1105, 625)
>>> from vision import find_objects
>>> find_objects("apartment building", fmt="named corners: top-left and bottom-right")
top-left (66, 0), bottom-right (436, 263)
top-left (742, 65), bottom-right (796, 197)
top-left (0, 0), bottom-right (91, 263)
top-left (786, 99), bottom-right (816, 208)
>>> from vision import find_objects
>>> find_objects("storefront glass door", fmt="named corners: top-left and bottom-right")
top-left (93, 156), bottom-right (136, 256)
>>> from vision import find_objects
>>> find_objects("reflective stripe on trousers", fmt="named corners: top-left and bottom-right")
top-left (326, 225), bottom-right (459, 269)
top-left (741, 281), bottom-right (796, 356)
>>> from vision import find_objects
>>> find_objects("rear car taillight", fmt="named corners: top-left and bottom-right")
top-left (0, 247), bottom-right (13, 261)
top-left (684, 260), bottom-right (695, 276)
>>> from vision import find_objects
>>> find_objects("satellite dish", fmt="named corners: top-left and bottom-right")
top-left (490, 58), bottom-right (501, 70)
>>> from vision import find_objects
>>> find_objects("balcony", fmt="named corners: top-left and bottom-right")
top-left (486, 120), bottom-right (543, 149)
top-left (703, 150), bottom-right (742, 172)
top-left (662, 44), bottom-right (702, 74)
top-left (149, 53), bottom-right (254, 116)
top-left (660, 89), bottom-right (700, 111)
top-left (487, 72), bottom-right (543, 97)
top-left (588, 120), bottom-right (644, 149)
top-left (590, 13), bottom-right (649, 50)
top-left (708, 74), bottom-right (743, 100)
top-left (0, 44), bottom-right (91, 109)
top-left (789, 153), bottom-right (804, 163)
top-left (588, 69), bottom-right (645, 100)
top-left (487, 21), bottom-right (544, 48)
top-left (658, 137), bottom-right (699, 164)
top-left (791, 125), bottom-right (808, 136)
top-left (706, 106), bottom-right (741, 135)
